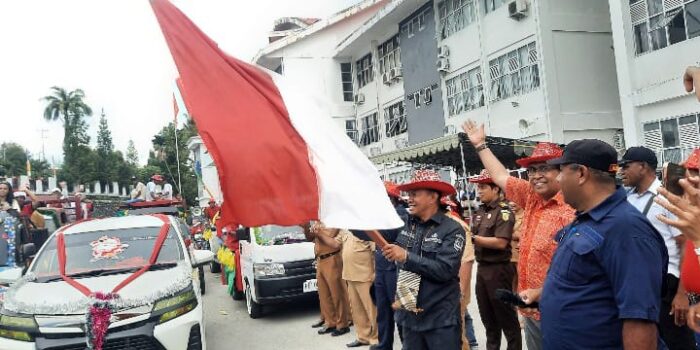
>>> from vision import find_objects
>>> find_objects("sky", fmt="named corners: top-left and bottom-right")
top-left (0, 0), bottom-right (360, 166)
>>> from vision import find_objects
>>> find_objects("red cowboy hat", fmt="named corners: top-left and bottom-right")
top-left (396, 169), bottom-right (456, 196)
top-left (516, 142), bottom-right (564, 168)
top-left (383, 181), bottom-right (401, 198)
top-left (683, 149), bottom-right (700, 171)
top-left (151, 174), bottom-right (164, 181)
top-left (441, 196), bottom-right (458, 208)
top-left (469, 169), bottom-right (494, 184)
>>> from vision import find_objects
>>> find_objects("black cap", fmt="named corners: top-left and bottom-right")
top-left (619, 146), bottom-right (658, 168)
top-left (547, 139), bottom-right (618, 172)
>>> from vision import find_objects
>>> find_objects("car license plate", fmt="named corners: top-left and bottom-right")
top-left (303, 279), bottom-right (318, 293)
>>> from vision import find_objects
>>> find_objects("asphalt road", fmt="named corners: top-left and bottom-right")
top-left (201, 269), bottom-right (508, 350)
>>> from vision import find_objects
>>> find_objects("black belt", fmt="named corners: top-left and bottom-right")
top-left (318, 250), bottom-right (340, 260)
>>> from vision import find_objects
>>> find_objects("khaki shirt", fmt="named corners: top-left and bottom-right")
top-left (336, 230), bottom-right (375, 282)
top-left (313, 228), bottom-right (340, 257)
top-left (474, 200), bottom-right (515, 263)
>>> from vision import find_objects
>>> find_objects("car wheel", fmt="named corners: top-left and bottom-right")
top-left (245, 282), bottom-right (263, 319)
top-left (198, 266), bottom-right (206, 295)
top-left (210, 261), bottom-right (221, 273)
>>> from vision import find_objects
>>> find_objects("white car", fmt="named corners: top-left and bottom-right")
top-left (238, 225), bottom-right (317, 319)
top-left (0, 215), bottom-right (214, 350)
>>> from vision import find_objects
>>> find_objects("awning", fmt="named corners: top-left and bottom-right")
top-left (370, 133), bottom-right (541, 173)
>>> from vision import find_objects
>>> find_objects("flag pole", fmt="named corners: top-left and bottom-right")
top-left (173, 121), bottom-right (183, 197)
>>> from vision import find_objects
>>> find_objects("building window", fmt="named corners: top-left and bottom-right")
top-left (488, 42), bottom-right (540, 102)
top-left (643, 113), bottom-right (700, 164)
top-left (631, 0), bottom-right (700, 55)
top-left (359, 113), bottom-right (380, 146)
top-left (445, 66), bottom-right (484, 116)
top-left (384, 101), bottom-right (407, 138)
top-left (401, 7), bottom-right (432, 38)
top-left (345, 119), bottom-right (358, 144)
top-left (378, 36), bottom-right (401, 75)
top-left (484, 0), bottom-right (506, 14)
top-left (340, 63), bottom-right (353, 102)
top-left (355, 54), bottom-right (373, 89)
top-left (438, 0), bottom-right (478, 39)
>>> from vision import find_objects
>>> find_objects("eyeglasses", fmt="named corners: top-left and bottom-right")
top-left (526, 164), bottom-right (558, 175)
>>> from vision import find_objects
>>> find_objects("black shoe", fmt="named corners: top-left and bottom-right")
top-left (311, 319), bottom-right (325, 328)
top-left (331, 327), bottom-right (351, 337)
top-left (346, 340), bottom-right (369, 348)
top-left (318, 326), bottom-right (336, 335)
top-left (369, 345), bottom-right (382, 350)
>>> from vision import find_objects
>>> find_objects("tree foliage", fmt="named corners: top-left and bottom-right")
top-left (126, 140), bottom-right (139, 166)
top-left (147, 120), bottom-right (198, 204)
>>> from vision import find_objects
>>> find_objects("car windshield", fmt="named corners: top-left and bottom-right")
top-left (31, 226), bottom-right (184, 280)
top-left (256, 225), bottom-right (306, 245)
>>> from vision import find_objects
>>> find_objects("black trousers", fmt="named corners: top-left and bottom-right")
top-left (659, 274), bottom-right (696, 350)
top-left (401, 324), bottom-right (461, 350)
top-left (476, 262), bottom-right (522, 350)
top-left (375, 268), bottom-right (399, 350)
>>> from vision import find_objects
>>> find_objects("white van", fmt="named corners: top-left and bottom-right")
top-left (237, 225), bottom-right (317, 318)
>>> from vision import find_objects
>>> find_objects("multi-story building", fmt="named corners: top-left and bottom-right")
top-left (609, 0), bottom-right (700, 164)
top-left (254, 0), bottom-right (388, 134)
top-left (254, 0), bottom-right (625, 183)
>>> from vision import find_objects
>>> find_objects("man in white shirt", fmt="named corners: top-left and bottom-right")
top-left (128, 176), bottom-right (147, 204)
top-left (146, 175), bottom-right (160, 201)
top-left (619, 146), bottom-right (695, 349)
top-left (160, 178), bottom-right (173, 200)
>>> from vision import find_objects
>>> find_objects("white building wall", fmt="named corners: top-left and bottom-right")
top-left (438, 0), bottom-right (621, 147)
top-left (609, 0), bottom-right (700, 163)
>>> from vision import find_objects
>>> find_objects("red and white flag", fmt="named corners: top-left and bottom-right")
top-left (151, 0), bottom-right (403, 230)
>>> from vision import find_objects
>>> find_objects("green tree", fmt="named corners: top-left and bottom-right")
top-left (126, 140), bottom-right (139, 166)
top-left (42, 87), bottom-right (94, 186)
top-left (147, 120), bottom-right (198, 204)
top-left (95, 109), bottom-right (116, 185)
top-left (41, 87), bottom-right (93, 155)
top-left (0, 143), bottom-right (28, 176)
top-left (29, 158), bottom-right (52, 179)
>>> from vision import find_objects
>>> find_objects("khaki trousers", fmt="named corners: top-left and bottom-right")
top-left (317, 253), bottom-right (350, 328)
top-left (346, 280), bottom-right (378, 344)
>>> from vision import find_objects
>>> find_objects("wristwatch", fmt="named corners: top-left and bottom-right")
top-left (475, 143), bottom-right (488, 152)
top-left (695, 244), bottom-right (700, 256)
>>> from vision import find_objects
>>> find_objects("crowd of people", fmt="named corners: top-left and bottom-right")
top-left (128, 174), bottom-right (174, 203)
top-left (300, 66), bottom-right (700, 350)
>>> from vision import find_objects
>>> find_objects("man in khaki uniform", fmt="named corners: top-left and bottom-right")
top-left (304, 222), bottom-right (351, 337)
top-left (316, 229), bottom-right (378, 347)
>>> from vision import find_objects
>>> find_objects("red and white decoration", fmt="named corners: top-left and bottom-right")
top-left (150, 0), bottom-right (403, 231)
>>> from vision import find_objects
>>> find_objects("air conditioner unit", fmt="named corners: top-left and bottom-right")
top-left (382, 72), bottom-right (391, 85)
top-left (390, 67), bottom-right (403, 80)
top-left (354, 93), bottom-right (365, 104)
top-left (436, 58), bottom-right (450, 73)
top-left (370, 147), bottom-right (382, 156)
top-left (437, 45), bottom-right (450, 58)
top-left (508, 0), bottom-right (528, 20)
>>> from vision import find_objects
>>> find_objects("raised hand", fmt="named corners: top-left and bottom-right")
top-left (461, 119), bottom-right (486, 147)
top-left (656, 176), bottom-right (700, 244)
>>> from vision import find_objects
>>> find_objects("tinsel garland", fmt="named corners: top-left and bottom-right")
top-left (3, 260), bottom-right (193, 315)
top-left (2, 216), bottom-right (16, 267)
top-left (86, 292), bottom-right (116, 350)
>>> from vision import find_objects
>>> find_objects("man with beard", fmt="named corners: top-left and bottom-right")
top-left (462, 120), bottom-right (574, 350)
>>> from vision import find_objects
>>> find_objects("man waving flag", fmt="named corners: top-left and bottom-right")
top-left (150, 0), bottom-right (403, 230)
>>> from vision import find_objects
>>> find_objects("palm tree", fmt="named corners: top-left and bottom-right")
top-left (41, 86), bottom-right (93, 153)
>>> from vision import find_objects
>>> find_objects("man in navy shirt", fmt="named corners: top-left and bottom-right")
top-left (520, 139), bottom-right (668, 349)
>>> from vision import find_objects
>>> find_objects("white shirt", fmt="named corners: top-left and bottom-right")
top-left (146, 181), bottom-right (157, 201)
top-left (131, 182), bottom-right (147, 200)
top-left (626, 179), bottom-right (682, 277)
top-left (162, 183), bottom-right (173, 200)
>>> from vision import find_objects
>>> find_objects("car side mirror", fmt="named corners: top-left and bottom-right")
top-left (21, 243), bottom-right (36, 258)
top-left (192, 249), bottom-right (215, 268)
top-left (236, 228), bottom-right (250, 242)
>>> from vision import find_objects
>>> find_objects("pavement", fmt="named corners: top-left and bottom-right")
top-left (201, 268), bottom-right (516, 350)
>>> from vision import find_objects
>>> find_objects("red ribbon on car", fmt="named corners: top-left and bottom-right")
top-left (55, 214), bottom-right (172, 296)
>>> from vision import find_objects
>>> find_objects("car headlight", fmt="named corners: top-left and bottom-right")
top-left (0, 314), bottom-right (37, 342)
top-left (151, 288), bottom-right (198, 324)
top-left (254, 263), bottom-right (285, 278)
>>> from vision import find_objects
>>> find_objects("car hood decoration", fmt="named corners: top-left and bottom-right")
top-left (3, 260), bottom-right (192, 315)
